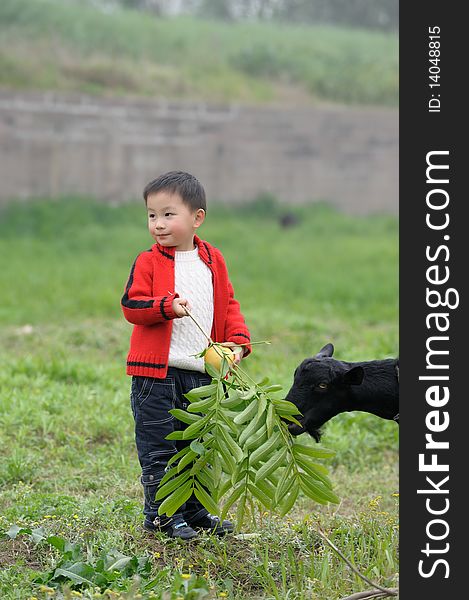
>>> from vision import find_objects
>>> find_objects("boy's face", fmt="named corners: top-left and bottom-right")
top-left (146, 191), bottom-right (205, 252)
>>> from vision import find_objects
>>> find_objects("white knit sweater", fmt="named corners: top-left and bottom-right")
top-left (168, 247), bottom-right (214, 372)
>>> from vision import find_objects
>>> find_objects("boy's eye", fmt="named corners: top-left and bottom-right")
top-left (148, 213), bottom-right (155, 219)
top-left (165, 212), bottom-right (174, 217)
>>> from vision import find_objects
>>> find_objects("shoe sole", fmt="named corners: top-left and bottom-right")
top-left (195, 526), bottom-right (234, 536)
top-left (143, 524), bottom-right (200, 540)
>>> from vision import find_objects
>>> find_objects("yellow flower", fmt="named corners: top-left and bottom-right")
top-left (153, 552), bottom-right (161, 558)
top-left (39, 585), bottom-right (55, 594)
top-left (181, 573), bottom-right (191, 580)
top-left (219, 593), bottom-right (228, 598)
top-left (70, 592), bottom-right (82, 598)
top-left (368, 495), bottom-right (382, 509)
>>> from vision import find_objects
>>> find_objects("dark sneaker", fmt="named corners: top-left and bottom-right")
top-left (143, 520), bottom-right (199, 540)
top-left (190, 514), bottom-right (234, 536)
top-left (143, 520), bottom-right (157, 533)
top-left (166, 521), bottom-right (199, 540)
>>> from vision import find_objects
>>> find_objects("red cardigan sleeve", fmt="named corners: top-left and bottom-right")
top-left (213, 247), bottom-right (251, 356)
top-left (121, 251), bottom-right (179, 326)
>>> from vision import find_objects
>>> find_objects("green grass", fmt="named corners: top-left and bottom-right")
top-left (0, 198), bottom-right (398, 599)
top-left (0, 0), bottom-right (398, 106)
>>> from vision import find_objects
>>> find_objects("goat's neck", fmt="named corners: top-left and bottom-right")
top-left (347, 359), bottom-right (398, 420)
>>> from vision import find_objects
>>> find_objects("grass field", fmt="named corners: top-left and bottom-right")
top-left (0, 198), bottom-right (399, 599)
top-left (0, 0), bottom-right (398, 106)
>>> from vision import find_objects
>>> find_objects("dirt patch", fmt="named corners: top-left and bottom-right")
top-left (0, 537), bottom-right (43, 570)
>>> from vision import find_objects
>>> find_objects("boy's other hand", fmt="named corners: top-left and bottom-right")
top-left (172, 298), bottom-right (191, 318)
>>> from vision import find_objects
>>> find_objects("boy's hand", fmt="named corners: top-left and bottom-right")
top-left (220, 342), bottom-right (243, 366)
top-left (172, 298), bottom-right (191, 318)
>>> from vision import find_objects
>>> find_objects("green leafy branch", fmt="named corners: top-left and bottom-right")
top-left (156, 343), bottom-right (339, 529)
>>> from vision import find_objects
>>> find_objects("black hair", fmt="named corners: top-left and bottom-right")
top-left (143, 171), bottom-right (206, 212)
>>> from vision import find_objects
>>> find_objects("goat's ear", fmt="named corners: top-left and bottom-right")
top-left (316, 343), bottom-right (334, 358)
top-left (343, 366), bottom-right (364, 385)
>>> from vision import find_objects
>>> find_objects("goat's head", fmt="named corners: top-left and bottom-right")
top-left (285, 343), bottom-right (364, 441)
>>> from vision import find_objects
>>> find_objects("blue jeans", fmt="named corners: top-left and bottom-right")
top-left (130, 367), bottom-right (211, 529)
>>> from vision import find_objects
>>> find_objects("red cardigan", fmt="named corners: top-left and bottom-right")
top-left (121, 235), bottom-right (251, 378)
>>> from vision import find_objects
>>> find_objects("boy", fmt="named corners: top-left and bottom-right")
top-left (121, 171), bottom-right (251, 540)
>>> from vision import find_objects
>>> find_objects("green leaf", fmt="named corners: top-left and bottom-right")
top-left (266, 402), bottom-right (275, 436)
top-left (45, 535), bottom-right (67, 552)
top-left (295, 455), bottom-right (333, 489)
top-left (158, 479), bottom-right (193, 517)
top-left (165, 430), bottom-right (185, 440)
top-left (204, 363), bottom-right (220, 378)
top-left (194, 482), bottom-right (220, 516)
top-left (275, 463), bottom-right (295, 504)
top-left (177, 449), bottom-right (198, 472)
top-left (299, 474), bottom-right (340, 505)
top-left (220, 389), bottom-right (244, 408)
top-left (238, 410), bottom-right (265, 447)
top-left (166, 446), bottom-right (192, 470)
top-left (220, 482), bottom-right (245, 520)
top-left (190, 452), bottom-right (211, 476)
top-left (249, 430), bottom-right (282, 465)
top-left (30, 528), bottom-right (46, 543)
top-left (233, 398), bottom-right (259, 425)
top-left (105, 551), bottom-right (133, 572)
top-left (169, 409), bottom-right (202, 425)
top-left (160, 465), bottom-right (182, 486)
top-left (262, 384), bottom-right (283, 393)
top-left (217, 425), bottom-right (244, 463)
top-left (182, 414), bottom-right (211, 439)
top-left (244, 423), bottom-right (267, 452)
top-left (292, 443), bottom-right (336, 460)
top-left (279, 414), bottom-right (303, 426)
top-left (254, 447), bottom-right (287, 483)
top-left (53, 563), bottom-right (95, 585)
top-left (216, 439), bottom-right (236, 473)
top-left (278, 480), bottom-right (300, 516)
top-left (219, 411), bottom-right (239, 435)
top-left (184, 383), bottom-right (218, 400)
top-left (194, 466), bottom-right (214, 493)
top-left (6, 524), bottom-right (24, 539)
top-left (190, 440), bottom-right (206, 455)
top-left (256, 395), bottom-right (267, 418)
top-left (236, 494), bottom-right (247, 529)
top-left (186, 397), bottom-right (216, 413)
top-left (155, 470), bottom-right (192, 501)
top-left (212, 453), bottom-right (223, 491)
top-left (229, 454), bottom-right (248, 485)
top-left (239, 387), bottom-right (257, 401)
top-left (248, 482), bottom-right (272, 509)
top-left (249, 472), bottom-right (276, 502)
top-left (272, 399), bottom-right (301, 415)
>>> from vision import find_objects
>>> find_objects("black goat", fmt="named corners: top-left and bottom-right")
top-left (285, 343), bottom-right (399, 441)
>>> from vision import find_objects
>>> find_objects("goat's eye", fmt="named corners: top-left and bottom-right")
top-left (318, 382), bottom-right (328, 389)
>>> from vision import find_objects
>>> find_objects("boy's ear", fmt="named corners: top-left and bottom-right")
top-left (194, 208), bottom-right (205, 228)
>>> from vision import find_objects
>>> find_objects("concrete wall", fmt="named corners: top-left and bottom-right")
top-left (0, 90), bottom-right (398, 214)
